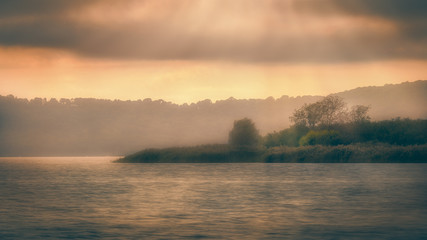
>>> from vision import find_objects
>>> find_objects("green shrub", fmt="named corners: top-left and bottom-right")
top-left (299, 130), bottom-right (341, 146)
top-left (263, 126), bottom-right (308, 147)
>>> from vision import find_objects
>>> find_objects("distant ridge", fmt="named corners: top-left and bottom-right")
top-left (0, 80), bottom-right (426, 156)
top-left (334, 80), bottom-right (427, 120)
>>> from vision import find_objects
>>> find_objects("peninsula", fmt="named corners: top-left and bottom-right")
top-left (117, 96), bottom-right (427, 163)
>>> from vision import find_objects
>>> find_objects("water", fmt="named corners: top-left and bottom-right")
top-left (0, 157), bottom-right (426, 239)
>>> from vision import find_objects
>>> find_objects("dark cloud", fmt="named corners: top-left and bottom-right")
top-left (0, 0), bottom-right (95, 18)
top-left (0, 0), bottom-right (426, 62)
top-left (294, 0), bottom-right (427, 20)
top-left (295, 0), bottom-right (427, 39)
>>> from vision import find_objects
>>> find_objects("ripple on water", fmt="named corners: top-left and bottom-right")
top-left (0, 158), bottom-right (426, 239)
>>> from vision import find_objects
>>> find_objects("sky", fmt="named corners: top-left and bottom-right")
top-left (0, 0), bottom-right (426, 104)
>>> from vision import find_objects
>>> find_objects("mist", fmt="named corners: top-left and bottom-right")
top-left (0, 80), bottom-right (426, 156)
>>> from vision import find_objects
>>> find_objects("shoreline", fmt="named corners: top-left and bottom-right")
top-left (116, 144), bottom-right (427, 163)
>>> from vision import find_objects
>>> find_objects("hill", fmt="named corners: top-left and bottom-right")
top-left (335, 80), bottom-right (427, 120)
top-left (0, 80), bottom-right (426, 156)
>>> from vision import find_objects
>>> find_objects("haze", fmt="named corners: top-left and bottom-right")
top-left (0, 81), bottom-right (426, 156)
top-left (1, 0), bottom-right (426, 103)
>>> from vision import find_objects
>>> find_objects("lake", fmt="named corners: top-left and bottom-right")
top-left (0, 157), bottom-right (426, 239)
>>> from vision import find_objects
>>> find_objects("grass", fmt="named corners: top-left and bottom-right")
top-left (116, 143), bottom-right (427, 163)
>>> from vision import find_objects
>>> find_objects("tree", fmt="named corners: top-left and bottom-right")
top-left (229, 118), bottom-right (260, 149)
top-left (318, 95), bottom-right (347, 126)
top-left (290, 96), bottom-right (369, 128)
top-left (350, 105), bottom-right (370, 123)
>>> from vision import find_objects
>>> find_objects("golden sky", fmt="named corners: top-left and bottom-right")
top-left (1, 0), bottom-right (426, 103)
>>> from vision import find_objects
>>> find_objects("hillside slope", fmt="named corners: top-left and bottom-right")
top-left (335, 80), bottom-right (427, 120)
top-left (0, 80), bottom-right (426, 156)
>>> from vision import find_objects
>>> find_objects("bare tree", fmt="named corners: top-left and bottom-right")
top-left (350, 105), bottom-right (371, 123)
top-left (290, 96), bottom-right (369, 128)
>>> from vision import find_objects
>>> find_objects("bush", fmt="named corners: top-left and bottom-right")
top-left (299, 130), bottom-right (341, 146)
top-left (263, 126), bottom-right (309, 148)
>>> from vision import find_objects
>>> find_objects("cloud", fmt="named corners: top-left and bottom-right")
top-left (294, 0), bottom-right (427, 40)
top-left (294, 0), bottom-right (427, 20)
top-left (0, 0), bottom-right (96, 18)
top-left (294, 0), bottom-right (427, 38)
top-left (0, 0), bottom-right (426, 62)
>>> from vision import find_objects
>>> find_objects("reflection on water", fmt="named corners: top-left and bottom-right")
top-left (0, 157), bottom-right (426, 239)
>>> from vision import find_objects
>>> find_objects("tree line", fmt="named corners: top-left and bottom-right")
top-left (230, 96), bottom-right (427, 149)
top-left (0, 94), bottom-right (312, 156)
top-left (1, 80), bottom-right (426, 156)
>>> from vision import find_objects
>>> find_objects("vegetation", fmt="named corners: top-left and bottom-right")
top-left (229, 118), bottom-right (261, 150)
top-left (117, 144), bottom-right (427, 163)
top-left (1, 81), bottom-right (425, 159)
top-left (265, 96), bottom-right (427, 147)
top-left (0, 94), bottom-right (318, 156)
top-left (116, 144), bottom-right (262, 163)
top-left (298, 130), bottom-right (340, 146)
top-left (290, 95), bottom-right (370, 128)
top-left (264, 118), bottom-right (427, 147)
top-left (1, 80), bottom-right (427, 156)
top-left (264, 144), bottom-right (427, 163)
top-left (119, 95), bottom-right (427, 163)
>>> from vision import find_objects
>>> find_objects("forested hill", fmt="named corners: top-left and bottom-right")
top-left (0, 80), bottom-right (426, 156)
top-left (335, 80), bottom-right (427, 120)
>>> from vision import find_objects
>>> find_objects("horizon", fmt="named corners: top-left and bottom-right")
top-left (1, 0), bottom-right (427, 104)
top-left (2, 79), bottom-right (424, 105)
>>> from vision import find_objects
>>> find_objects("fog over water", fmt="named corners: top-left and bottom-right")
top-left (0, 157), bottom-right (426, 239)
top-left (0, 81), bottom-right (426, 156)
